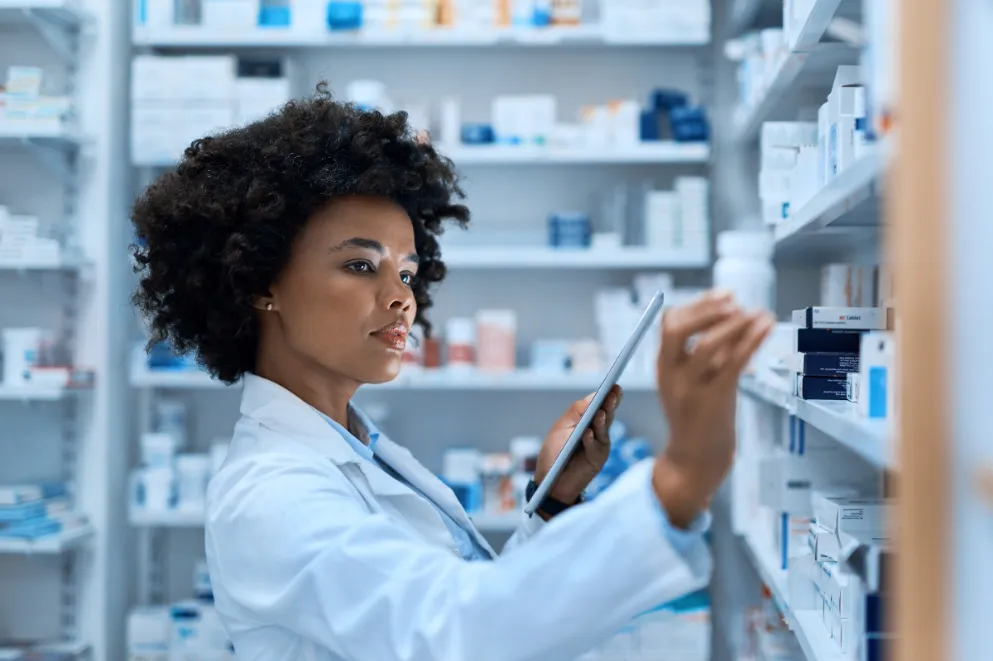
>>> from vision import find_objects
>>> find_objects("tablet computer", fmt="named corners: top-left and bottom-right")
top-left (524, 290), bottom-right (665, 516)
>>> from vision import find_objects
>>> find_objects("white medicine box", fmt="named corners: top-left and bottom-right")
top-left (812, 493), bottom-right (891, 537)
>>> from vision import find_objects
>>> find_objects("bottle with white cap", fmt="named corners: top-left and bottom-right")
top-left (445, 318), bottom-right (476, 371)
top-left (713, 230), bottom-right (776, 314)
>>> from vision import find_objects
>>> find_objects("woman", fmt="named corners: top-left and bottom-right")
top-left (132, 85), bottom-right (773, 661)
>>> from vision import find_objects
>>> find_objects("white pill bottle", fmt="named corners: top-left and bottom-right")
top-left (712, 230), bottom-right (776, 313)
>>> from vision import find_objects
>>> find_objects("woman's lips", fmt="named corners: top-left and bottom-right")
top-left (372, 324), bottom-right (408, 351)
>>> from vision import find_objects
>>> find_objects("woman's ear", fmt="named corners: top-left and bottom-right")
top-left (253, 292), bottom-right (277, 312)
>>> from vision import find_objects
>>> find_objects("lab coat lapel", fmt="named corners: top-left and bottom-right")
top-left (374, 436), bottom-right (497, 559)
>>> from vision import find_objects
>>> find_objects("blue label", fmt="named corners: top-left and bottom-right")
top-left (868, 366), bottom-right (888, 418)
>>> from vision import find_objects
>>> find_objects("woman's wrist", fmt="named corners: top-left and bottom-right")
top-left (651, 455), bottom-right (710, 530)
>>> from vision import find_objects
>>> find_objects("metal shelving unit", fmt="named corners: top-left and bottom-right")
top-left (0, 1), bottom-right (94, 652)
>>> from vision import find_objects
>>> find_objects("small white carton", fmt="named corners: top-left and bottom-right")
top-left (812, 494), bottom-right (891, 537)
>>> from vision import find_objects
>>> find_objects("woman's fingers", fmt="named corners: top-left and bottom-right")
top-left (685, 310), bottom-right (754, 381)
top-left (660, 292), bottom-right (737, 366)
top-left (715, 314), bottom-right (775, 387)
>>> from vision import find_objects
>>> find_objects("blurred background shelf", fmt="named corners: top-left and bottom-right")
top-left (0, 524), bottom-right (93, 554)
top-left (440, 142), bottom-right (711, 165)
top-left (130, 365), bottom-right (657, 392)
top-left (741, 535), bottom-right (848, 661)
top-left (441, 246), bottom-right (710, 269)
top-left (739, 373), bottom-right (892, 469)
top-left (0, 384), bottom-right (76, 401)
top-left (132, 24), bottom-right (711, 48)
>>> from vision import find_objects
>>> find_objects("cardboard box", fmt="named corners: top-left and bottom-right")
top-left (795, 374), bottom-right (849, 401)
top-left (858, 332), bottom-right (895, 419)
top-left (792, 307), bottom-right (888, 330)
top-left (793, 328), bottom-right (864, 354)
top-left (812, 494), bottom-right (891, 536)
top-left (789, 352), bottom-right (859, 377)
top-left (759, 449), bottom-right (864, 514)
top-left (846, 372), bottom-right (860, 403)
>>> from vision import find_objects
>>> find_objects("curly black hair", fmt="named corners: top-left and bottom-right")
top-left (131, 84), bottom-right (470, 384)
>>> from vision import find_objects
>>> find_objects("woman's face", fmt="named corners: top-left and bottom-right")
top-left (263, 196), bottom-right (419, 385)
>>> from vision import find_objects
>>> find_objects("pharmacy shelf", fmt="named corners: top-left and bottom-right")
top-left (0, 122), bottom-right (86, 144)
top-left (132, 24), bottom-right (710, 49)
top-left (0, 1), bottom-right (89, 27)
top-left (738, 373), bottom-right (892, 469)
top-left (0, 254), bottom-right (91, 273)
top-left (440, 142), bottom-right (710, 165)
top-left (0, 524), bottom-right (93, 555)
top-left (732, 43), bottom-right (857, 143)
top-left (774, 150), bottom-right (885, 253)
top-left (131, 364), bottom-right (657, 392)
top-left (727, 0), bottom-right (776, 36)
top-left (0, 384), bottom-right (76, 401)
top-left (130, 508), bottom-right (204, 528)
top-left (742, 534), bottom-right (847, 661)
top-left (441, 246), bottom-right (710, 269)
top-left (793, 398), bottom-right (892, 468)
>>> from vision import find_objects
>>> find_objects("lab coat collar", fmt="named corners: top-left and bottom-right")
top-left (240, 374), bottom-right (409, 499)
top-left (239, 374), bottom-right (496, 558)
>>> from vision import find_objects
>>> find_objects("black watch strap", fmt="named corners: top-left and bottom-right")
top-left (525, 479), bottom-right (582, 518)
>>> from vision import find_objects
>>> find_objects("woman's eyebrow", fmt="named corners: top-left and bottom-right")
top-left (329, 237), bottom-right (419, 263)
top-left (329, 237), bottom-right (383, 254)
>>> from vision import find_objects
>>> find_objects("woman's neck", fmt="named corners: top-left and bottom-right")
top-left (254, 344), bottom-right (359, 429)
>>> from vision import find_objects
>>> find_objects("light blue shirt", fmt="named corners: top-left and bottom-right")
top-left (319, 407), bottom-right (709, 561)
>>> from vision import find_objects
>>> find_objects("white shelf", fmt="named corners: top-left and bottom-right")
top-left (441, 246), bottom-right (710, 269)
top-left (793, 398), bottom-right (892, 468)
top-left (132, 361), bottom-right (657, 392)
top-left (130, 508), bottom-right (204, 527)
top-left (774, 150), bottom-right (885, 251)
top-left (372, 369), bottom-right (655, 392)
top-left (132, 24), bottom-right (709, 48)
top-left (742, 534), bottom-right (847, 661)
top-left (439, 142), bottom-right (710, 165)
top-left (0, 384), bottom-right (75, 401)
top-left (0, 524), bottom-right (93, 554)
top-left (738, 373), bottom-right (892, 469)
top-left (130, 365), bottom-right (232, 390)
top-left (0, 122), bottom-right (86, 145)
top-left (0, 1), bottom-right (89, 26)
top-left (0, 253), bottom-right (90, 272)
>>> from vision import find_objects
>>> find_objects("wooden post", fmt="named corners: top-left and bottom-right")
top-left (890, 2), bottom-right (950, 661)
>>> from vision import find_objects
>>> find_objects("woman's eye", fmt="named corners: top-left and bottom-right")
top-left (400, 272), bottom-right (416, 286)
top-left (346, 261), bottom-right (373, 274)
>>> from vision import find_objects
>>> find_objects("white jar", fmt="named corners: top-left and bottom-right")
top-left (175, 454), bottom-right (211, 512)
top-left (713, 231), bottom-right (776, 313)
top-left (1, 328), bottom-right (44, 386)
top-left (445, 318), bottom-right (476, 370)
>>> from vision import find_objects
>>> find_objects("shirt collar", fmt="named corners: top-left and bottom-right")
top-left (315, 405), bottom-right (380, 463)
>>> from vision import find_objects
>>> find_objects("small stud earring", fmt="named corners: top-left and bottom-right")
top-left (265, 303), bottom-right (273, 311)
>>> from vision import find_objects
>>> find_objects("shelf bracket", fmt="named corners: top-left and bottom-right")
top-left (23, 8), bottom-right (78, 65)
top-left (21, 137), bottom-right (76, 184)
top-left (60, 551), bottom-right (79, 641)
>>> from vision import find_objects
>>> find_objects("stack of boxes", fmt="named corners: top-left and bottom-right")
top-left (0, 66), bottom-right (72, 135)
top-left (790, 306), bottom-right (888, 402)
top-left (643, 177), bottom-right (710, 256)
top-left (131, 55), bottom-right (291, 166)
top-left (0, 207), bottom-right (61, 267)
top-left (0, 483), bottom-right (88, 541)
top-left (801, 491), bottom-right (893, 660)
top-left (759, 121), bottom-right (817, 226)
top-left (757, 65), bottom-right (873, 228)
top-left (758, 419), bottom-right (877, 570)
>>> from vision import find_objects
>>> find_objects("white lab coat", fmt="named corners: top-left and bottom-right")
top-left (205, 374), bottom-right (712, 661)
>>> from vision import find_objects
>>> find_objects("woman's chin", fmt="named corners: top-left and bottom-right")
top-left (359, 359), bottom-right (404, 385)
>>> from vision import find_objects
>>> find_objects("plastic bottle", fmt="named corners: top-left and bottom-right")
top-left (475, 309), bottom-right (516, 373)
top-left (445, 318), bottom-right (476, 370)
top-left (712, 230), bottom-right (776, 313)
